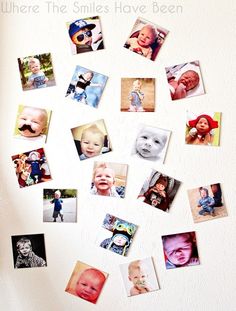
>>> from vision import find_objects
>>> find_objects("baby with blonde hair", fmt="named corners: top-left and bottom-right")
top-left (27, 57), bottom-right (48, 89)
top-left (128, 260), bottom-right (151, 295)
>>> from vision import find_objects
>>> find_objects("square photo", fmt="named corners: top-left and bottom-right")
top-left (66, 65), bottom-right (108, 108)
top-left (185, 111), bottom-right (221, 146)
top-left (67, 16), bottom-right (104, 55)
top-left (91, 162), bottom-right (128, 198)
top-left (187, 184), bottom-right (227, 223)
top-left (124, 17), bottom-right (169, 61)
top-left (65, 260), bottom-right (108, 304)
top-left (98, 214), bottom-right (138, 256)
top-left (161, 232), bottom-right (200, 269)
top-left (165, 61), bottom-right (205, 100)
top-left (12, 148), bottom-right (52, 188)
top-left (132, 124), bottom-right (171, 163)
top-left (120, 257), bottom-right (160, 297)
top-left (43, 189), bottom-right (77, 223)
top-left (71, 119), bottom-right (112, 161)
top-left (11, 233), bottom-right (47, 269)
top-left (121, 78), bottom-right (155, 112)
top-left (18, 53), bottom-right (56, 91)
top-left (13, 105), bottom-right (51, 143)
top-left (138, 170), bottom-right (181, 212)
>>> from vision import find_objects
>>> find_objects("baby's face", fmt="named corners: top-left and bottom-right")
top-left (94, 168), bottom-right (114, 192)
top-left (178, 71), bottom-right (199, 91)
top-left (113, 234), bottom-right (127, 246)
top-left (83, 72), bottom-right (93, 81)
top-left (196, 118), bottom-right (209, 134)
top-left (72, 27), bottom-right (93, 46)
top-left (18, 108), bottom-right (46, 137)
top-left (30, 63), bottom-right (40, 74)
top-left (76, 272), bottom-right (103, 303)
top-left (137, 26), bottom-right (155, 47)
top-left (81, 132), bottom-right (103, 158)
top-left (55, 193), bottom-right (60, 199)
top-left (156, 183), bottom-right (165, 191)
top-left (129, 267), bottom-right (147, 288)
top-left (164, 235), bottom-right (193, 266)
top-left (136, 129), bottom-right (166, 159)
top-left (18, 243), bottom-right (31, 257)
top-left (200, 189), bottom-right (207, 198)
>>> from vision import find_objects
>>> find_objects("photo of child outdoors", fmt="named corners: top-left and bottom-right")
top-left (124, 17), bottom-right (169, 61)
top-left (165, 61), bottom-right (205, 100)
top-left (43, 189), bottom-right (77, 223)
top-left (66, 65), bottom-right (108, 108)
top-left (12, 148), bottom-right (52, 188)
top-left (132, 124), bottom-right (171, 163)
top-left (13, 105), bottom-right (51, 143)
top-left (71, 119), bottom-right (112, 161)
top-left (185, 111), bottom-right (221, 146)
top-left (162, 232), bottom-right (200, 269)
top-left (187, 183), bottom-right (227, 223)
top-left (120, 257), bottom-right (160, 297)
top-left (18, 53), bottom-right (56, 91)
top-left (98, 214), bottom-right (138, 257)
top-left (91, 162), bottom-right (128, 198)
top-left (121, 78), bottom-right (155, 112)
top-left (11, 234), bottom-right (47, 269)
top-left (67, 16), bottom-right (104, 55)
top-left (65, 260), bottom-right (108, 304)
top-left (138, 170), bottom-right (181, 212)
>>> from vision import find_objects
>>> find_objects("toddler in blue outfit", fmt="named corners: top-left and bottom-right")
top-left (198, 187), bottom-right (215, 216)
top-left (51, 190), bottom-right (63, 222)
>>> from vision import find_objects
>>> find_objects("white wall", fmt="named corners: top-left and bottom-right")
top-left (1, 0), bottom-right (236, 310)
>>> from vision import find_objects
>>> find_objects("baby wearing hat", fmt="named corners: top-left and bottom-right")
top-left (68, 18), bottom-right (103, 54)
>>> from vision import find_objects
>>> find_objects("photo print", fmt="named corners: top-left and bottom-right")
top-left (91, 162), bottom-right (128, 198)
top-left (66, 65), bottom-right (108, 108)
top-left (43, 189), bottom-right (77, 223)
top-left (65, 260), bottom-right (108, 304)
top-left (18, 53), bottom-right (56, 91)
top-left (132, 124), bottom-right (171, 163)
top-left (11, 233), bottom-right (47, 269)
top-left (12, 148), bottom-right (52, 188)
top-left (124, 17), bottom-right (169, 61)
top-left (161, 231), bottom-right (200, 269)
top-left (121, 78), bottom-right (155, 112)
top-left (185, 111), bottom-right (221, 146)
top-left (98, 214), bottom-right (138, 256)
top-left (67, 16), bottom-right (104, 55)
top-left (165, 60), bottom-right (205, 100)
top-left (13, 105), bottom-right (51, 143)
top-left (120, 257), bottom-right (160, 297)
top-left (138, 169), bottom-right (181, 212)
top-left (187, 183), bottom-right (227, 223)
top-left (71, 119), bottom-right (112, 161)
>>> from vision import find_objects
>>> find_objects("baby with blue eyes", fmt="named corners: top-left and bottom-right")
top-left (134, 126), bottom-right (168, 162)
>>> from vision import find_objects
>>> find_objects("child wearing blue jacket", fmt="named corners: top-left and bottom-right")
top-left (51, 190), bottom-right (63, 222)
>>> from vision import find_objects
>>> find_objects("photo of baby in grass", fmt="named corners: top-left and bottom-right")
top-left (18, 53), bottom-right (56, 91)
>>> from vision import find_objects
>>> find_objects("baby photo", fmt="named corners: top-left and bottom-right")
top-left (132, 124), bottom-right (171, 163)
top-left (120, 257), bottom-right (160, 297)
top-left (121, 78), bottom-right (155, 112)
top-left (185, 111), bottom-right (221, 146)
top-left (13, 105), bottom-right (51, 143)
top-left (98, 213), bottom-right (138, 257)
top-left (91, 162), bottom-right (128, 198)
top-left (161, 231), bottom-right (200, 269)
top-left (66, 65), bottom-right (108, 108)
top-left (124, 17), bottom-right (169, 61)
top-left (138, 170), bottom-right (181, 212)
top-left (65, 260), bottom-right (108, 304)
top-left (165, 61), bottom-right (205, 100)
top-left (43, 189), bottom-right (77, 223)
top-left (11, 234), bottom-right (47, 269)
top-left (187, 184), bottom-right (227, 223)
top-left (67, 16), bottom-right (104, 55)
top-left (71, 119), bottom-right (112, 161)
top-left (12, 148), bottom-right (52, 188)
top-left (18, 53), bottom-right (56, 91)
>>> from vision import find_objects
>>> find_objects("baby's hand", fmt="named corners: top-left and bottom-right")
top-left (137, 195), bottom-right (145, 201)
top-left (173, 83), bottom-right (187, 99)
top-left (44, 77), bottom-right (49, 83)
top-left (189, 127), bottom-right (197, 137)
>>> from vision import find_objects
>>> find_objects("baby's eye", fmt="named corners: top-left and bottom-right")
top-left (141, 136), bottom-right (148, 139)
top-left (82, 141), bottom-right (89, 144)
top-left (105, 175), bottom-right (111, 178)
top-left (94, 143), bottom-right (100, 146)
top-left (154, 140), bottom-right (160, 144)
top-left (91, 287), bottom-right (97, 292)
